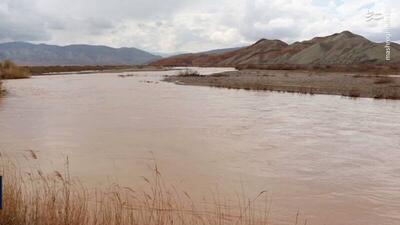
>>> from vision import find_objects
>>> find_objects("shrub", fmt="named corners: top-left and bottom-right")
top-left (178, 68), bottom-right (201, 76)
top-left (0, 60), bottom-right (31, 79)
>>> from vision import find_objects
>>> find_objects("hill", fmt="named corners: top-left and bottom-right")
top-left (152, 31), bottom-right (400, 67)
top-left (0, 42), bottom-right (162, 66)
top-left (151, 47), bottom-right (243, 67)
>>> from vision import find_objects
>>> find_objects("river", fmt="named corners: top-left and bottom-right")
top-left (0, 67), bottom-right (399, 225)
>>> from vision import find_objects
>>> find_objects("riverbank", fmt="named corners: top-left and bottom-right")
top-left (25, 65), bottom-right (169, 75)
top-left (164, 69), bottom-right (400, 100)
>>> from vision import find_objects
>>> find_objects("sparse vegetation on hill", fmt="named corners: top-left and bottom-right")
top-left (0, 60), bottom-right (31, 79)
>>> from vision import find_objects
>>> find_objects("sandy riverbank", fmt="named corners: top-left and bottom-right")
top-left (164, 69), bottom-right (400, 99)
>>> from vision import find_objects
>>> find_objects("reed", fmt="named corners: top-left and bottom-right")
top-left (0, 60), bottom-right (31, 79)
top-left (0, 154), bottom-right (274, 225)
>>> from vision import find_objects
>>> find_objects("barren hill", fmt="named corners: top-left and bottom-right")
top-left (152, 31), bottom-right (400, 67)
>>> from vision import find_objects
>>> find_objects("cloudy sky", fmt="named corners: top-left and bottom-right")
top-left (0, 0), bottom-right (399, 53)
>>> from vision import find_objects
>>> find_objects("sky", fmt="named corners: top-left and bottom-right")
top-left (0, 0), bottom-right (399, 53)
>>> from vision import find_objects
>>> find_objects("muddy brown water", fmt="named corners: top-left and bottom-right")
top-left (0, 67), bottom-right (400, 225)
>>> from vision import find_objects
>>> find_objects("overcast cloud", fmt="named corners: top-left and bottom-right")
top-left (0, 0), bottom-right (399, 53)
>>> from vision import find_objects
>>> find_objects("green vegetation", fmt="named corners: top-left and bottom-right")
top-left (0, 60), bottom-right (31, 79)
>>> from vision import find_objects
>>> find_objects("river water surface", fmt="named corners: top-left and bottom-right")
top-left (0, 67), bottom-right (399, 225)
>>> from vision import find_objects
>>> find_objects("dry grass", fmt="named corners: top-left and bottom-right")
top-left (0, 154), bottom-right (276, 225)
top-left (0, 60), bottom-right (31, 79)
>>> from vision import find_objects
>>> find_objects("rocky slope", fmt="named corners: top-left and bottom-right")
top-left (152, 31), bottom-right (400, 67)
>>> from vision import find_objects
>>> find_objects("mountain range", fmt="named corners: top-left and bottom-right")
top-left (1, 31), bottom-right (399, 67)
top-left (0, 42), bottom-right (162, 66)
top-left (152, 31), bottom-right (400, 66)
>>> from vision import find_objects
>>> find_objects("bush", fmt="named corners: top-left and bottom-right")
top-left (0, 60), bottom-right (31, 79)
top-left (178, 68), bottom-right (201, 76)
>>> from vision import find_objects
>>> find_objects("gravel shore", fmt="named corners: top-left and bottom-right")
top-left (164, 69), bottom-right (400, 99)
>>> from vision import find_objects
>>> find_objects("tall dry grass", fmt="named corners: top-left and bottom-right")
top-left (0, 60), bottom-right (31, 79)
top-left (0, 154), bottom-right (275, 225)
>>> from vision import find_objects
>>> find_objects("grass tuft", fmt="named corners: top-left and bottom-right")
top-left (0, 155), bottom-right (275, 225)
top-left (0, 60), bottom-right (31, 79)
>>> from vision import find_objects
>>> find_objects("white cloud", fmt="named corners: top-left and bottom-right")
top-left (0, 0), bottom-right (399, 52)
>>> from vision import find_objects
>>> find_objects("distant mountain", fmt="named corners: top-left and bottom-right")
top-left (150, 47), bottom-right (242, 67)
top-left (151, 47), bottom-right (241, 59)
top-left (152, 31), bottom-right (400, 66)
top-left (0, 42), bottom-right (162, 66)
top-left (151, 51), bottom-right (188, 58)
